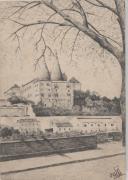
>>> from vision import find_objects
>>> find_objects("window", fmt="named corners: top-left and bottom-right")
top-left (111, 124), bottom-right (114, 126)
top-left (67, 93), bottom-right (71, 96)
top-left (98, 124), bottom-right (100, 127)
top-left (105, 124), bottom-right (106, 126)
top-left (54, 93), bottom-right (58, 97)
top-left (84, 124), bottom-right (87, 127)
top-left (66, 84), bottom-right (70, 88)
top-left (91, 124), bottom-right (93, 126)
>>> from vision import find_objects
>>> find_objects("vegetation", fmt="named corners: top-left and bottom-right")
top-left (32, 90), bottom-right (121, 116)
top-left (8, 96), bottom-right (34, 105)
top-left (0, 127), bottom-right (20, 140)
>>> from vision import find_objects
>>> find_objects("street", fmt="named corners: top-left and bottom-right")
top-left (0, 142), bottom-right (125, 180)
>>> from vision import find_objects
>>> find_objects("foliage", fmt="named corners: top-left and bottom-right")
top-left (0, 127), bottom-right (20, 139)
top-left (32, 90), bottom-right (121, 116)
top-left (8, 96), bottom-right (34, 105)
top-left (74, 90), bottom-right (121, 115)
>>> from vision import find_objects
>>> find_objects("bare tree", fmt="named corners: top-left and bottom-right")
top-left (5, 0), bottom-right (125, 144)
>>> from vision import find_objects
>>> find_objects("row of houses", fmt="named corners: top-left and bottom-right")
top-left (16, 116), bottom-right (122, 136)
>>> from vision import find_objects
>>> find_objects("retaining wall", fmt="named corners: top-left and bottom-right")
top-left (0, 135), bottom-right (97, 161)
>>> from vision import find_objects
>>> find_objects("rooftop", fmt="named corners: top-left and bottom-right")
top-left (4, 84), bottom-right (20, 93)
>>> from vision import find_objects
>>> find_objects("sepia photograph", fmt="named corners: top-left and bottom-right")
top-left (0, 0), bottom-right (126, 179)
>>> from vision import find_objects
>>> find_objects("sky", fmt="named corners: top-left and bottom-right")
top-left (0, 1), bottom-right (122, 99)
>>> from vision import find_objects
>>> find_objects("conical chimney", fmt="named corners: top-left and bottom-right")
top-left (51, 55), bottom-right (63, 81)
top-left (37, 59), bottom-right (50, 80)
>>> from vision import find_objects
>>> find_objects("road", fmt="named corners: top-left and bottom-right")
top-left (0, 142), bottom-right (125, 180)
top-left (1, 154), bottom-right (125, 180)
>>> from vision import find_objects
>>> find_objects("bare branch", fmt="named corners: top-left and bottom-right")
top-left (83, 0), bottom-right (117, 15)
top-left (7, 0), bottom-right (123, 64)
top-left (88, 22), bottom-right (122, 47)
top-left (73, 0), bottom-right (88, 26)
top-left (9, 1), bottom-right (41, 18)
top-left (8, 18), bottom-right (72, 37)
top-left (42, 0), bottom-right (122, 60)
top-left (60, 26), bottom-right (74, 51)
top-left (34, 33), bottom-right (55, 70)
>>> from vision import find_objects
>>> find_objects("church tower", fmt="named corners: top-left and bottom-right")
top-left (51, 58), bottom-right (63, 81)
top-left (37, 59), bottom-right (50, 80)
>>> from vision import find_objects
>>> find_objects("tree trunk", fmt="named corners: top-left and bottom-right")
top-left (120, 55), bottom-right (125, 146)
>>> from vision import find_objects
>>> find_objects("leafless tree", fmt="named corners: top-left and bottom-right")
top-left (5, 0), bottom-right (125, 144)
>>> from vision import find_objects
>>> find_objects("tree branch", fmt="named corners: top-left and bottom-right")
top-left (73, 0), bottom-right (88, 27)
top-left (42, 0), bottom-right (122, 60)
top-left (83, 0), bottom-right (117, 15)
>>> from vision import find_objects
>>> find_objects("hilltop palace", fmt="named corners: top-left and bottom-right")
top-left (4, 59), bottom-right (81, 109)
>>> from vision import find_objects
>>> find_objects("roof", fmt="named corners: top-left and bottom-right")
top-left (55, 122), bottom-right (73, 127)
top-left (4, 84), bottom-right (20, 94)
top-left (22, 79), bottom-right (37, 87)
top-left (68, 77), bottom-right (80, 83)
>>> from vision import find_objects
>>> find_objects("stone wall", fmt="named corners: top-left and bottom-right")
top-left (0, 106), bottom-right (26, 117)
top-left (0, 135), bottom-right (97, 161)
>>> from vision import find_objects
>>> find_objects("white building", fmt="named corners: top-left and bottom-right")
top-left (17, 118), bottom-right (40, 135)
top-left (38, 116), bottom-right (122, 135)
top-left (72, 116), bottom-right (121, 134)
top-left (52, 122), bottom-right (73, 133)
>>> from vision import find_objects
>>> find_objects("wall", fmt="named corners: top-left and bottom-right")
top-left (0, 116), bottom-right (122, 134)
top-left (0, 106), bottom-right (26, 117)
top-left (0, 135), bottom-right (97, 161)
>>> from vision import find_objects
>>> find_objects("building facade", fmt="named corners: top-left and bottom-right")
top-left (21, 78), bottom-right (81, 108)
top-left (17, 118), bottom-right (40, 135)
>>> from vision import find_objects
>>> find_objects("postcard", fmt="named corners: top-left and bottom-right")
top-left (0, 1), bottom-right (125, 180)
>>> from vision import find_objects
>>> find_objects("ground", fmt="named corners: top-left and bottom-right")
top-left (0, 142), bottom-right (125, 180)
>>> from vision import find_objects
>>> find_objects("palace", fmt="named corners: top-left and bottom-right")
top-left (4, 59), bottom-right (81, 109)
